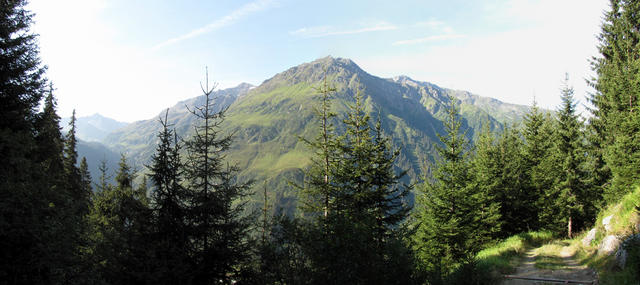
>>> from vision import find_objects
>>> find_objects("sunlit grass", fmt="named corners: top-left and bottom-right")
top-left (475, 231), bottom-right (554, 274)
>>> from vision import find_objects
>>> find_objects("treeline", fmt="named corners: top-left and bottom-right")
top-left (2, 0), bottom-right (640, 284)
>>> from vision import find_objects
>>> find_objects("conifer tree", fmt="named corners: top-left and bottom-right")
top-left (589, 0), bottom-right (640, 201)
top-left (496, 126), bottom-right (536, 234)
top-left (300, 71), bottom-right (338, 218)
top-left (0, 0), bottom-right (51, 281)
top-left (470, 123), bottom-right (502, 239)
top-left (90, 154), bottom-right (153, 283)
top-left (414, 96), bottom-right (499, 280)
top-left (148, 110), bottom-right (191, 284)
top-left (80, 157), bottom-right (92, 194)
top-left (182, 69), bottom-right (253, 283)
top-left (522, 100), bottom-right (557, 228)
top-left (546, 76), bottom-right (595, 237)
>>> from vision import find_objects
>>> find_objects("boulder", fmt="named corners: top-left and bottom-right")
top-left (616, 234), bottom-right (640, 269)
top-left (603, 215), bottom-right (613, 232)
top-left (582, 228), bottom-right (597, 247)
top-left (598, 235), bottom-right (620, 255)
top-left (615, 248), bottom-right (627, 269)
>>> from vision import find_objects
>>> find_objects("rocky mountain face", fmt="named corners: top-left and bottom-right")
top-left (62, 113), bottom-right (128, 142)
top-left (98, 56), bottom-right (530, 211)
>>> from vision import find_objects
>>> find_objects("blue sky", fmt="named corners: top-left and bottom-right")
top-left (29, 0), bottom-right (608, 122)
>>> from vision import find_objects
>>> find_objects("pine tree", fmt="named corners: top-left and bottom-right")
top-left (522, 100), bottom-right (558, 229)
top-left (299, 71), bottom-right (338, 218)
top-left (182, 69), bottom-right (253, 283)
top-left (0, 0), bottom-right (51, 282)
top-left (470, 122), bottom-right (503, 240)
top-left (546, 76), bottom-right (595, 237)
top-left (90, 154), bottom-right (153, 283)
top-left (79, 157), bottom-right (92, 194)
top-left (497, 125), bottom-right (537, 234)
top-left (147, 110), bottom-right (191, 284)
top-left (414, 96), bottom-right (499, 280)
top-left (589, 0), bottom-right (640, 201)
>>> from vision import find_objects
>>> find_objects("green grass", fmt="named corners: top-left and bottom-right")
top-left (475, 231), bottom-right (554, 274)
top-left (532, 241), bottom-right (573, 270)
top-left (572, 186), bottom-right (640, 284)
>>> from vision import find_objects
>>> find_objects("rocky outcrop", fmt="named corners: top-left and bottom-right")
top-left (582, 228), bottom-right (597, 247)
top-left (598, 235), bottom-right (620, 255)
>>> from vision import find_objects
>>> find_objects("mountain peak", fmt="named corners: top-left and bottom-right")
top-left (258, 56), bottom-right (369, 92)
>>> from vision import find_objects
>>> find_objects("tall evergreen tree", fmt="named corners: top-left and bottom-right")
top-left (589, 0), bottom-right (640, 201)
top-left (0, 0), bottom-right (51, 282)
top-left (300, 71), bottom-right (338, 218)
top-left (522, 100), bottom-right (558, 229)
top-left (470, 122), bottom-right (503, 240)
top-left (147, 110), bottom-right (191, 284)
top-left (546, 76), bottom-right (595, 237)
top-left (496, 125), bottom-right (536, 234)
top-left (414, 96), bottom-right (499, 281)
top-left (182, 70), bottom-right (253, 283)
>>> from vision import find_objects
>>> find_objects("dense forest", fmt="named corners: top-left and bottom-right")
top-left (1, 0), bottom-right (639, 284)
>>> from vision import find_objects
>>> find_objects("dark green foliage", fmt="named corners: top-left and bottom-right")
top-left (182, 73), bottom-right (253, 283)
top-left (541, 77), bottom-right (597, 237)
top-left (299, 72), bottom-right (338, 217)
top-left (147, 110), bottom-right (191, 284)
top-left (261, 81), bottom-right (418, 284)
top-left (89, 154), bottom-right (153, 284)
top-left (0, 0), bottom-right (51, 282)
top-left (495, 126), bottom-right (537, 235)
top-left (521, 101), bottom-right (558, 229)
top-left (306, 89), bottom-right (414, 284)
top-left (413, 97), bottom-right (500, 281)
top-left (590, 0), bottom-right (640, 201)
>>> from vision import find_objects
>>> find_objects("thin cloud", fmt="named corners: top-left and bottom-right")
top-left (153, 0), bottom-right (274, 50)
top-left (392, 34), bottom-right (466, 46)
top-left (414, 19), bottom-right (446, 29)
top-left (290, 22), bottom-right (397, 38)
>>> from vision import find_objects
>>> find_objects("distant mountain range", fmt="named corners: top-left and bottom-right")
top-left (68, 57), bottom-right (531, 211)
top-left (61, 113), bottom-right (128, 142)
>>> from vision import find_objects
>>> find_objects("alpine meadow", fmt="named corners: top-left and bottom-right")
top-left (2, 0), bottom-right (640, 284)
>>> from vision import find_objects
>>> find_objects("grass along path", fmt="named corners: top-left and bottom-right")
top-left (502, 241), bottom-right (597, 284)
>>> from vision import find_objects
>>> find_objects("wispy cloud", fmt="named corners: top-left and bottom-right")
top-left (392, 34), bottom-right (465, 46)
top-left (414, 19), bottom-right (445, 29)
top-left (290, 22), bottom-right (397, 38)
top-left (414, 18), bottom-right (455, 34)
top-left (153, 0), bottom-right (274, 50)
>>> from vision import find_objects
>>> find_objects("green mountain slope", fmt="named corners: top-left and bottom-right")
top-left (102, 56), bottom-right (530, 211)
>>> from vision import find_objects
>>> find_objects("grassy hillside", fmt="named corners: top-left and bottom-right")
top-left (101, 56), bottom-right (532, 213)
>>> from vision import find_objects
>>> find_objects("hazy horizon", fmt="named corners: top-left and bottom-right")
top-left (29, 0), bottom-right (607, 122)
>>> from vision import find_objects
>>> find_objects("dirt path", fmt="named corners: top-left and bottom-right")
top-left (501, 245), bottom-right (597, 284)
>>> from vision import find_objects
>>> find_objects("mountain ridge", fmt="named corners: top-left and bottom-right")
top-left (99, 56), bottom-right (532, 211)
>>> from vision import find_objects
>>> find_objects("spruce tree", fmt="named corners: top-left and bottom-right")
top-left (182, 70), bottom-right (253, 283)
top-left (589, 0), bottom-right (640, 201)
top-left (300, 71), bottom-right (338, 218)
top-left (414, 96), bottom-right (499, 280)
top-left (148, 110), bottom-right (191, 284)
top-left (546, 76), bottom-right (595, 237)
top-left (0, 0), bottom-right (51, 282)
top-left (470, 122), bottom-right (502, 240)
top-left (522, 100), bottom-right (557, 229)
top-left (497, 125), bottom-right (536, 234)
top-left (90, 154), bottom-right (153, 283)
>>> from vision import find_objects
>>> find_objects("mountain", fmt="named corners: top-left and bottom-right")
top-left (103, 83), bottom-right (254, 164)
top-left (62, 113), bottom-right (128, 142)
top-left (102, 56), bottom-right (531, 212)
top-left (77, 139), bottom-right (121, 186)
